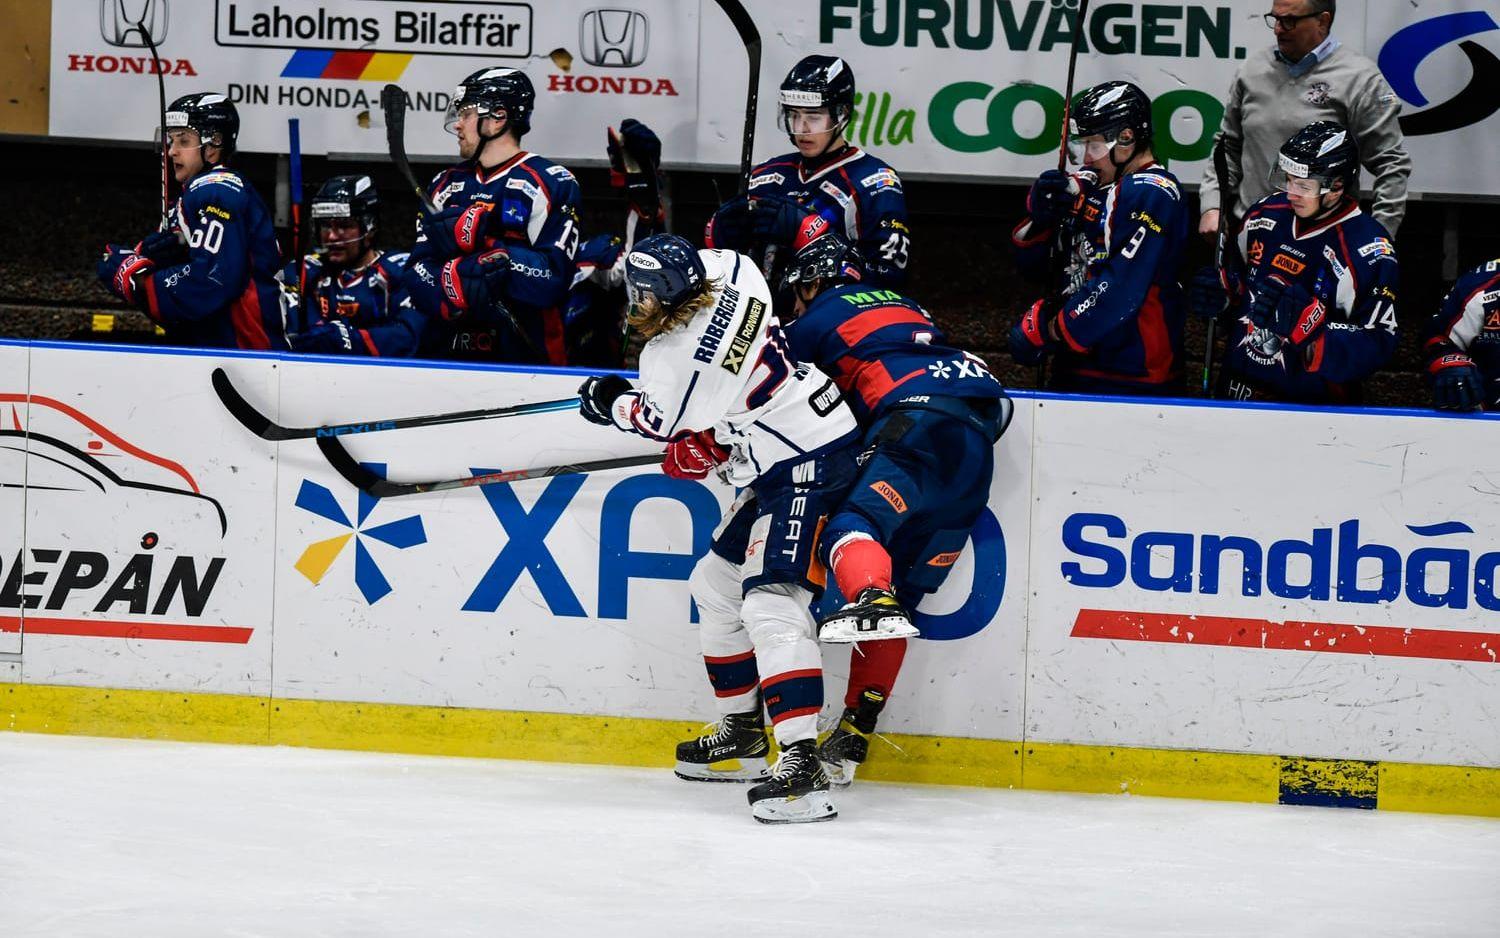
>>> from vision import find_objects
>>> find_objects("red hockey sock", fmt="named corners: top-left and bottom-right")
top-left (846, 638), bottom-right (908, 709)
top-left (830, 536), bottom-right (893, 599)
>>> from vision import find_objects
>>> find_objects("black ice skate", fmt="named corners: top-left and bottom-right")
top-left (674, 710), bottom-right (771, 782)
top-left (817, 587), bottom-right (918, 643)
top-left (818, 689), bottom-right (887, 788)
top-left (747, 740), bottom-right (837, 824)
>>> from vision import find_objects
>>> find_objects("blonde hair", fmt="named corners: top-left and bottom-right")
top-left (626, 275), bottom-right (722, 339)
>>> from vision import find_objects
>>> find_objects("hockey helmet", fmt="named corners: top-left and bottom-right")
top-left (778, 55), bottom-right (856, 134)
top-left (311, 175), bottom-right (380, 242)
top-left (444, 67), bottom-right (535, 137)
top-left (165, 92), bottom-right (240, 152)
top-left (1067, 81), bottom-right (1152, 164)
top-left (781, 234), bottom-right (863, 293)
top-left (1270, 121), bottom-right (1360, 196)
top-left (624, 234), bottom-right (706, 314)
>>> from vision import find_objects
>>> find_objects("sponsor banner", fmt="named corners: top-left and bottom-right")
top-left (51, 0), bottom-right (699, 163)
top-left (6, 346), bottom-right (279, 695)
top-left (0, 344), bottom-right (29, 655)
top-left (1027, 398), bottom-right (1500, 768)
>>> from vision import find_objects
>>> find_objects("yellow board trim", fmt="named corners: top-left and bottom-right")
top-left (2, 682), bottom-right (1495, 818)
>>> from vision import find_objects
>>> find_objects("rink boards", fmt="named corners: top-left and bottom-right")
top-left (1, 340), bottom-right (1497, 817)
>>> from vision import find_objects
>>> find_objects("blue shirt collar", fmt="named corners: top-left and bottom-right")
top-left (1275, 36), bottom-right (1340, 78)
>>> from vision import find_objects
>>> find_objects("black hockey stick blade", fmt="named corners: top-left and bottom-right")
top-left (211, 367), bottom-right (577, 442)
top-left (316, 433), bottom-right (662, 498)
top-left (712, 0), bottom-right (761, 192)
top-left (382, 83), bottom-right (438, 216)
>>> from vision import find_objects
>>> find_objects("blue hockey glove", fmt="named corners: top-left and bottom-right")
top-left (1188, 266), bottom-right (1231, 322)
top-left (1008, 298), bottom-right (1058, 366)
top-left (747, 193), bottom-right (808, 247)
top-left (578, 374), bottom-right (635, 427)
top-left (1428, 352), bottom-right (1484, 412)
top-left (705, 195), bottom-right (751, 250)
top-left (1249, 278), bottom-right (1326, 348)
top-left (1026, 169), bottom-right (1084, 228)
top-left (438, 249), bottom-right (510, 322)
top-left (289, 320), bottom-right (356, 355)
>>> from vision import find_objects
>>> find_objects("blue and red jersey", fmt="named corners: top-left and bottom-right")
top-left (404, 152), bottom-right (582, 364)
top-left (1423, 258), bottom-right (1500, 397)
top-left (280, 251), bottom-right (421, 357)
top-left (1225, 194), bottom-right (1399, 403)
top-left (723, 147), bottom-right (911, 289)
top-left (1013, 163), bottom-right (1188, 394)
top-left (782, 282), bottom-right (1006, 425)
top-left (139, 167), bottom-right (285, 349)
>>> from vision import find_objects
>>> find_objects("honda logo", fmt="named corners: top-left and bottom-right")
top-left (579, 8), bottom-right (648, 68)
top-left (100, 0), bottom-right (169, 48)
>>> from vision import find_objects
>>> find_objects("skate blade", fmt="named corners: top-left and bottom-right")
top-left (751, 790), bottom-right (838, 824)
top-left (817, 615), bottom-right (919, 644)
top-left (674, 757), bottom-right (770, 783)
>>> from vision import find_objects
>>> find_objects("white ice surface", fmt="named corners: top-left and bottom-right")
top-left (0, 733), bottom-right (1496, 938)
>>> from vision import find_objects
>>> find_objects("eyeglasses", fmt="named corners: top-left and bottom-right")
top-left (1264, 11), bottom-right (1321, 30)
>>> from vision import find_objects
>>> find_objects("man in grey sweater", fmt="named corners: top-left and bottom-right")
top-left (1199, 0), bottom-right (1411, 238)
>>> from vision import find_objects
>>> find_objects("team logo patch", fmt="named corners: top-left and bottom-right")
top-left (721, 297), bottom-right (766, 374)
top-left (820, 180), bottom-right (853, 207)
top-left (545, 164), bottom-right (575, 181)
top-left (1271, 253), bottom-right (1307, 276)
top-left (1304, 81), bottom-right (1331, 105)
top-left (1358, 239), bottom-right (1395, 259)
top-left (870, 481), bottom-right (907, 514)
top-left (1132, 173), bottom-right (1181, 198)
top-left (860, 168), bottom-right (901, 192)
top-left (1485, 310), bottom-right (1500, 331)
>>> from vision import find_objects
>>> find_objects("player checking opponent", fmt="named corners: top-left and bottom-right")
top-left (576, 234), bottom-right (863, 824)
top-left (1196, 121), bottom-right (1399, 403)
top-left (705, 55), bottom-right (911, 290)
top-left (96, 93), bottom-right (284, 349)
top-left (779, 235), bottom-right (1012, 785)
top-left (403, 68), bottom-right (582, 365)
top-left (1010, 81), bottom-right (1188, 395)
top-left (281, 175), bottom-right (422, 357)
top-left (1422, 258), bottom-right (1500, 412)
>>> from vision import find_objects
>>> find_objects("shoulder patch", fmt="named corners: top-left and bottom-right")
top-left (749, 172), bottom-right (785, 189)
top-left (1358, 238), bottom-right (1394, 260)
top-left (1131, 172), bottom-right (1180, 199)
top-left (545, 164), bottom-right (576, 182)
top-left (188, 170), bottom-right (243, 191)
top-left (506, 176), bottom-right (542, 202)
top-left (859, 168), bottom-right (902, 192)
top-left (1244, 217), bottom-right (1276, 232)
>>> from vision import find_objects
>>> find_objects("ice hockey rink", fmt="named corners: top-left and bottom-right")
top-left (1, 732), bottom-right (1495, 937)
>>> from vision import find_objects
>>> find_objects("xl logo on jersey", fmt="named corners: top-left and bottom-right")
top-left (720, 298), bottom-right (765, 374)
top-left (1379, 11), bottom-right (1500, 136)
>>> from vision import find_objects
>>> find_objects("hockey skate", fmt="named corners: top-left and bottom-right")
top-left (747, 740), bottom-right (837, 824)
top-left (818, 689), bottom-right (887, 787)
top-left (817, 587), bottom-right (918, 643)
top-left (674, 710), bottom-right (771, 782)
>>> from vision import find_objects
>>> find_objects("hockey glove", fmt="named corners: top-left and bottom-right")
top-left (748, 193), bottom-right (827, 249)
top-left (421, 202), bottom-right (495, 258)
top-left (1026, 169), bottom-right (1085, 228)
top-left (705, 195), bottom-right (751, 250)
top-left (1008, 298), bottom-right (1058, 367)
top-left (607, 118), bottom-right (663, 221)
top-left (1188, 266), bottom-right (1233, 322)
top-left (135, 229), bottom-right (188, 265)
top-left (578, 374), bottom-right (635, 427)
top-left (1428, 352), bottom-right (1484, 412)
top-left (438, 249), bottom-right (510, 322)
top-left (662, 430), bottom-right (730, 480)
top-left (289, 320), bottom-right (356, 355)
top-left (97, 244), bottom-right (155, 307)
top-left (1250, 278), bottom-right (1326, 348)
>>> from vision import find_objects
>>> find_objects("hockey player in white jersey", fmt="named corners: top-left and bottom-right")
top-left (577, 233), bottom-right (861, 824)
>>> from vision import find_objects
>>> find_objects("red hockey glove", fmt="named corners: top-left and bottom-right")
top-left (662, 430), bottom-right (730, 480)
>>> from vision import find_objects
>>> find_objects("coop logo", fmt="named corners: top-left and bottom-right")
top-left (293, 466), bottom-right (427, 605)
top-left (101, 0), bottom-right (168, 47)
top-left (580, 8), bottom-right (648, 67)
top-left (1379, 10), bottom-right (1500, 136)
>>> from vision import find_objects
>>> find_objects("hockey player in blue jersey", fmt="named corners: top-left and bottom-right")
top-left (577, 234), bottom-right (865, 823)
top-left (1010, 81), bottom-right (1188, 395)
top-left (403, 67), bottom-right (582, 365)
top-left (779, 235), bottom-right (1012, 785)
top-left (1421, 258), bottom-right (1500, 412)
top-left (96, 93), bottom-right (284, 350)
top-left (281, 175), bottom-right (422, 357)
top-left (705, 55), bottom-right (911, 290)
top-left (1201, 122), bottom-right (1399, 404)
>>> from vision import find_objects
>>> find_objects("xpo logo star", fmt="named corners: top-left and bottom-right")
top-left (294, 465), bottom-right (426, 604)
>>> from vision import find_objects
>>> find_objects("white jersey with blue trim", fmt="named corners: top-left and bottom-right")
top-left (621, 249), bottom-right (857, 486)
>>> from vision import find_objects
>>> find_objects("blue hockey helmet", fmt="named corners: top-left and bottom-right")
top-left (624, 234), bottom-right (707, 314)
top-left (780, 234), bottom-right (863, 293)
top-left (165, 92), bottom-right (240, 153)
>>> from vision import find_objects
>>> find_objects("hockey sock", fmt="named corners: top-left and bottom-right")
top-left (846, 638), bottom-right (907, 709)
top-left (829, 534), bottom-right (893, 599)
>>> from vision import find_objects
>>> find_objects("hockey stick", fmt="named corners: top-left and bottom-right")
top-left (210, 367), bottom-right (577, 442)
top-left (316, 433), bottom-right (662, 498)
top-left (289, 117), bottom-right (306, 287)
top-left (711, 0), bottom-right (761, 193)
top-left (127, 7), bottom-right (172, 231)
top-left (382, 84), bottom-right (438, 217)
top-left (1039, 0), bottom-right (1092, 389)
top-left (1204, 136), bottom-right (1241, 397)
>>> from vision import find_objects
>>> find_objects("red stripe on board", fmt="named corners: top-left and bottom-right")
top-left (323, 51), bottom-right (375, 80)
top-left (0, 615), bottom-right (253, 645)
top-left (1071, 609), bottom-right (1500, 663)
